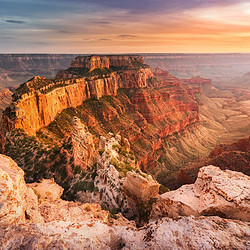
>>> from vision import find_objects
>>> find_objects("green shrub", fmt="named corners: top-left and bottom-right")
top-left (109, 157), bottom-right (119, 168)
top-left (159, 184), bottom-right (169, 194)
top-left (99, 148), bottom-right (105, 155)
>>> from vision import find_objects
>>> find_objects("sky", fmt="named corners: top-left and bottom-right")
top-left (1, 0), bottom-right (250, 53)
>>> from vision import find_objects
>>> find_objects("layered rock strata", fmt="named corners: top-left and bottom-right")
top-left (1, 55), bottom-right (153, 136)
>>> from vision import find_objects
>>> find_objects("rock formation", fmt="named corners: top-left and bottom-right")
top-left (0, 153), bottom-right (119, 226)
top-left (0, 154), bottom-right (43, 226)
top-left (123, 171), bottom-right (159, 201)
top-left (1, 55), bottom-right (152, 136)
top-left (151, 165), bottom-right (250, 221)
top-left (73, 133), bottom-right (160, 220)
top-left (1, 216), bottom-right (249, 249)
top-left (72, 117), bottom-right (97, 169)
top-left (0, 87), bottom-right (12, 114)
top-left (1, 154), bottom-right (250, 249)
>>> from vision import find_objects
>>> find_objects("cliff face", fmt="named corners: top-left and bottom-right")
top-left (2, 55), bottom-right (152, 136)
top-left (2, 73), bottom-right (120, 135)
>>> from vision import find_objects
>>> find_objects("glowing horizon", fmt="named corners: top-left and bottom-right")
top-left (1, 0), bottom-right (250, 53)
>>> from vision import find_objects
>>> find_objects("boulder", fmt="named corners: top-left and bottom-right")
top-left (28, 178), bottom-right (64, 202)
top-left (151, 165), bottom-right (250, 221)
top-left (123, 171), bottom-right (160, 201)
top-left (0, 154), bottom-right (43, 226)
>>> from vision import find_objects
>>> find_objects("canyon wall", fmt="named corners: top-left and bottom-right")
top-left (1, 55), bottom-right (153, 136)
top-left (2, 73), bottom-right (120, 135)
top-left (0, 54), bottom-right (76, 88)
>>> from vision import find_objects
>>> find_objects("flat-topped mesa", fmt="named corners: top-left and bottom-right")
top-left (71, 55), bottom-right (110, 70)
top-left (70, 55), bottom-right (145, 69)
top-left (182, 76), bottom-right (212, 88)
top-left (56, 55), bottom-right (148, 79)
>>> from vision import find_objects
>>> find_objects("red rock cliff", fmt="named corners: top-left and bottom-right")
top-left (1, 55), bottom-right (152, 136)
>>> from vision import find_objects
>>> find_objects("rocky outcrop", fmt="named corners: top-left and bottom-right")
top-left (70, 55), bottom-right (110, 71)
top-left (1, 153), bottom-right (250, 249)
top-left (72, 117), bottom-right (97, 169)
top-left (151, 165), bottom-right (250, 221)
top-left (0, 154), bottom-right (43, 226)
top-left (0, 216), bottom-right (249, 249)
top-left (69, 132), bottom-right (160, 221)
top-left (29, 179), bottom-right (110, 224)
top-left (1, 55), bottom-right (153, 137)
top-left (123, 171), bottom-right (159, 201)
top-left (66, 55), bottom-right (145, 71)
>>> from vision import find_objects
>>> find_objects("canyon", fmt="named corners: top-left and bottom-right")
top-left (1, 55), bottom-right (249, 192)
top-left (0, 53), bottom-right (249, 248)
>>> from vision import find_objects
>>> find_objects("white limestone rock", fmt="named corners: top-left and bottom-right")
top-left (151, 165), bottom-right (250, 221)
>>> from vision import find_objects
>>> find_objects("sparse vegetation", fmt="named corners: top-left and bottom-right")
top-left (99, 148), bottom-right (105, 155)
top-left (159, 184), bottom-right (170, 194)
top-left (109, 157), bottom-right (134, 176)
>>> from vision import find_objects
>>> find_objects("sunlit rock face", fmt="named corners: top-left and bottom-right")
top-left (123, 171), bottom-right (159, 201)
top-left (151, 165), bottom-right (250, 221)
top-left (0, 154), bottom-right (43, 226)
top-left (1, 55), bottom-right (152, 137)
top-left (72, 117), bottom-right (97, 169)
top-left (0, 73), bottom-right (120, 136)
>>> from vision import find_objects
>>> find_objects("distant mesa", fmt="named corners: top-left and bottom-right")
top-left (56, 54), bottom-right (148, 79)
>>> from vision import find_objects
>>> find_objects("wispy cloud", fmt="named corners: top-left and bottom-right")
top-left (57, 30), bottom-right (70, 33)
top-left (92, 21), bottom-right (110, 24)
top-left (0, 36), bottom-right (14, 40)
top-left (0, 0), bottom-right (249, 53)
top-left (99, 38), bottom-right (111, 41)
top-left (5, 19), bottom-right (26, 24)
top-left (118, 34), bottom-right (137, 38)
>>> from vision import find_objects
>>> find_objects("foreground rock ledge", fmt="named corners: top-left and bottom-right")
top-left (0, 216), bottom-right (249, 249)
top-left (151, 165), bottom-right (250, 221)
top-left (1, 155), bottom-right (250, 249)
